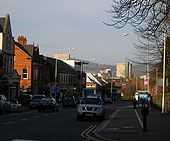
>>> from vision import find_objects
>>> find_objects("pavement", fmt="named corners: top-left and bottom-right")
top-left (93, 102), bottom-right (170, 141)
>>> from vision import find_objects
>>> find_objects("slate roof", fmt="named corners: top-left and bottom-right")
top-left (0, 17), bottom-right (4, 32)
top-left (14, 41), bottom-right (32, 57)
top-left (23, 44), bottom-right (39, 63)
top-left (57, 60), bottom-right (79, 75)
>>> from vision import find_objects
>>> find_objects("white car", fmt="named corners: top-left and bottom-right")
top-left (76, 96), bottom-right (105, 121)
top-left (10, 99), bottom-right (22, 112)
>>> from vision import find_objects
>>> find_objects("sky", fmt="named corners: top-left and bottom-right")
top-left (0, 0), bottom-right (137, 65)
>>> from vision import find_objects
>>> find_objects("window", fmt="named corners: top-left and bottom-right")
top-left (23, 68), bottom-right (28, 79)
top-left (33, 67), bottom-right (38, 80)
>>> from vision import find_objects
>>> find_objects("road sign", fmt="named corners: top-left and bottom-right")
top-left (52, 87), bottom-right (60, 93)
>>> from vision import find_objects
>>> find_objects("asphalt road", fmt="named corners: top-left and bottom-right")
top-left (0, 105), bottom-right (114, 141)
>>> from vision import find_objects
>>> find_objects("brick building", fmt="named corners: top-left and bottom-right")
top-left (14, 36), bottom-right (39, 95)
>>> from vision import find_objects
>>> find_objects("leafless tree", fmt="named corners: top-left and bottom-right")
top-left (105, 0), bottom-right (170, 66)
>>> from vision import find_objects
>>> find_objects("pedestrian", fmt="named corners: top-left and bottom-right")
top-left (141, 97), bottom-right (145, 108)
top-left (132, 98), bottom-right (137, 109)
top-left (149, 96), bottom-right (153, 108)
top-left (141, 104), bottom-right (149, 132)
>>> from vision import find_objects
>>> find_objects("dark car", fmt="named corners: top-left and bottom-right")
top-left (38, 97), bottom-right (59, 112)
top-left (62, 95), bottom-right (76, 107)
top-left (29, 95), bottom-right (45, 109)
top-left (18, 94), bottom-right (33, 106)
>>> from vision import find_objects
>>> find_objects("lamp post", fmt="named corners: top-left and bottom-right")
top-left (110, 70), bottom-right (113, 95)
top-left (154, 67), bottom-right (158, 95)
top-left (54, 47), bottom-right (74, 100)
top-left (135, 75), bottom-right (138, 92)
top-left (146, 38), bottom-right (150, 92)
top-left (162, 31), bottom-right (166, 113)
top-left (54, 47), bottom-right (75, 83)
top-left (77, 58), bottom-right (95, 96)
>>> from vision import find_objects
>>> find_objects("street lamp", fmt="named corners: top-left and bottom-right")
top-left (54, 47), bottom-right (75, 99)
top-left (124, 33), bottom-right (150, 92)
top-left (162, 31), bottom-right (167, 113)
top-left (54, 47), bottom-right (75, 84)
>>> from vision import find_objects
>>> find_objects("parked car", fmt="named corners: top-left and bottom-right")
top-left (18, 94), bottom-right (33, 106)
top-left (0, 94), bottom-right (11, 114)
top-left (38, 97), bottom-right (59, 112)
top-left (76, 96), bottom-right (105, 121)
top-left (29, 95), bottom-right (45, 109)
top-left (10, 99), bottom-right (22, 113)
top-left (62, 95), bottom-right (76, 107)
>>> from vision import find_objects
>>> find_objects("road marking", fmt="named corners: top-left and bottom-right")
top-left (81, 125), bottom-right (94, 139)
top-left (33, 116), bottom-right (39, 119)
top-left (96, 109), bottom-right (119, 132)
top-left (2, 121), bottom-right (15, 125)
top-left (21, 118), bottom-right (28, 121)
top-left (134, 109), bottom-right (143, 128)
top-left (82, 125), bottom-right (113, 141)
top-left (11, 139), bottom-right (39, 141)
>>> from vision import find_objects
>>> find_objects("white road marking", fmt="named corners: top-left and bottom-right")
top-left (134, 109), bottom-right (143, 128)
top-left (21, 118), bottom-right (28, 121)
top-left (96, 109), bottom-right (119, 132)
top-left (2, 121), bottom-right (15, 125)
top-left (11, 139), bottom-right (39, 141)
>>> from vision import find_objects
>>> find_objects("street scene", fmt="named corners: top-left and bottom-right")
top-left (1, 0), bottom-right (170, 141)
top-left (0, 101), bottom-right (170, 141)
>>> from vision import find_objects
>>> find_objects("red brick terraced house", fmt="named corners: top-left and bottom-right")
top-left (14, 36), bottom-right (40, 95)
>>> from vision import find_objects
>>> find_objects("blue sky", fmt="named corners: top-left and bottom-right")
top-left (0, 0), bottom-right (136, 65)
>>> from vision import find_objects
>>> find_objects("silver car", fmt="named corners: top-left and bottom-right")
top-left (10, 99), bottom-right (22, 113)
top-left (76, 96), bottom-right (105, 121)
top-left (0, 94), bottom-right (11, 114)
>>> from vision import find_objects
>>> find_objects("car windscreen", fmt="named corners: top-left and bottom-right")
top-left (81, 98), bottom-right (101, 105)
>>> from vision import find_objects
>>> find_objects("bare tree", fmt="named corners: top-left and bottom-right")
top-left (105, 0), bottom-right (169, 37)
top-left (105, 0), bottom-right (170, 69)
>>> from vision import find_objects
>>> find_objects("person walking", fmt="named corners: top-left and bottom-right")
top-left (132, 98), bottom-right (137, 109)
top-left (141, 104), bottom-right (149, 132)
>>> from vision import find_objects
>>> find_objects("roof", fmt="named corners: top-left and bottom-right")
top-left (0, 17), bottom-right (5, 29)
top-left (86, 73), bottom-right (102, 86)
top-left (0, 14), bottom-right (12, 35)
top-left (23, 44), bottom-right (39, 63)
top-left (57, 60), bottom-right (79, 75)
top-left (0, 24), bottom-right (3, 32)
top-left (14, 41), bottom-right (32, 57)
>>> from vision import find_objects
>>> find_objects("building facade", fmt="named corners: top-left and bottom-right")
top-left (116, 62), bottom-right (132, 79)
top-left (14, 36), bottom-right (40, 95)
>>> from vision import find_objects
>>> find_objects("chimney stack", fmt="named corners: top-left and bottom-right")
top-left (18, 36), bottom-right (27, 45)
